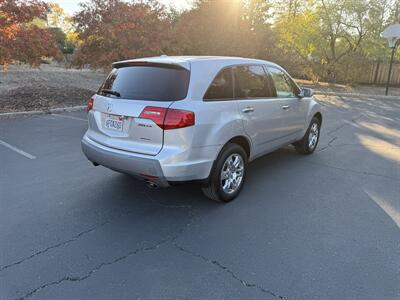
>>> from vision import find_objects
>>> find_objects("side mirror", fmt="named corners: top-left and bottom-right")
top-left (298, 88), bottom-right (314, 98)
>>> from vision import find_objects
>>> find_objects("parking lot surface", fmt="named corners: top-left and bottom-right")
top-left (1, 95), bottom-right (399, 299)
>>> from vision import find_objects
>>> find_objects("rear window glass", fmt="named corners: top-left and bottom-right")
top-left (99, 66), bottom-right (190, 101)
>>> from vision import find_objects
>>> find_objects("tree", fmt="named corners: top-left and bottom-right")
top-left (273, 0), bottom-right (397, 81)
top-left (274, 0), bottom-right (308, 17)
top-left (0, 0), bottom-right (59, 66)
top-left (47, 3), bottom-right (76, 55)
top-left (274, 7), bottom-right (322, 79)
top-left (243, 0), bottom-right (276, 58)
top-left (170, 0), bottom-right (263, 57)
top-left (317, 0), bottom-right (370, 80)
top-left (47, 3), bottom-right (75, 33)
top-left (73, 0), bottom-right (171, 69)
top-left (393, 0), bottom-right (400, 22)
top-left (50, 27), bottom-right (75, 55)
top-left (358, 0), bottom-right (395, 60)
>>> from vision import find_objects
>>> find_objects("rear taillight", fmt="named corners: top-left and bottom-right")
top-left (164, 108), bottom-right (195, 130)
top-left (139, 106), bottom-right (195, 130)
top-left (139, 106), bottom-right (167, 128)
top-left (87, 98), bottom-right (94, 112)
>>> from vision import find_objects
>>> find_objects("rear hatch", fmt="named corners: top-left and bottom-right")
top-left (87, 62), bottom-right (190, 156)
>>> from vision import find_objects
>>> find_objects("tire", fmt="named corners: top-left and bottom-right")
top-left (202, 143), bottom-right (248, 203)
top-left (293, 117), bottom-right (321, 154)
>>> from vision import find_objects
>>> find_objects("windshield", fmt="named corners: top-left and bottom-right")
top-left (99, 65), bottom-right (190, 101)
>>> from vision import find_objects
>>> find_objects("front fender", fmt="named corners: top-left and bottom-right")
top-left (303, 98), bottom-right (322, 136)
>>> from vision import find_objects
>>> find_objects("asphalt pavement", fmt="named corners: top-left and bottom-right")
top-left (0, 95), bottom-right (399, 299)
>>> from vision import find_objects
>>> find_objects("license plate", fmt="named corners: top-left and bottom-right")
top-left (105, 115), bottom-right (123, 132)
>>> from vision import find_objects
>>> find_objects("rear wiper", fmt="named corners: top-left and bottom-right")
top-left (100, 89), bottom-right (121, 97)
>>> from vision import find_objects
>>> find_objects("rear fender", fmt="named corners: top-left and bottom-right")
top-left (168, 99), bottom-right (252, 163)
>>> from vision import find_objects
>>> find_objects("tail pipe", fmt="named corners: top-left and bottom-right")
top-left (146, 180), bottom-right (159, 189)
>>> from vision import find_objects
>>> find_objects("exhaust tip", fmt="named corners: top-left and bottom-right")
top-left (146, 181), bottom-right (159, 189)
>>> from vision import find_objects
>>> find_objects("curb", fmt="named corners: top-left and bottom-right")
top-left (315, 91), bottom-right (399, 100)
top-left (0, 105), bottom-right (86, 118)
top-left (49, 105), bottom-right (86, 113)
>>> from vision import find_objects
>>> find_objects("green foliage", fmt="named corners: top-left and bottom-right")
top-left (47, 3), bottom-right (76, 56)
top-left (273, 0), bottom-right (398, 81)
top-left (49, 27), bottom-right (74, 54)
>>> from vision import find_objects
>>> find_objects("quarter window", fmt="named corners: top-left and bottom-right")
top-left (267, 67), bottom-right (298, 98)
top-left (204, 68), bottom-right (234, 100)
top-left (234, 65), bottom-right (272, 98)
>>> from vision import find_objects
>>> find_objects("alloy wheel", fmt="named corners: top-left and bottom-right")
top-left (220, 154), bottom-right (244, 194)
top-left (308, 122), bottom-right (319, 150)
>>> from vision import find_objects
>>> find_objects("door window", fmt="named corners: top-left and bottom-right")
top-left (234, 65), bottom-right (273, 99)
top-left (267, 67), bottom-right (299, 98)
top-left (204, 68), bottom-right (234, 100)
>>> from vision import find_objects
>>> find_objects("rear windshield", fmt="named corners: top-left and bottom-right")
top-left (98, 65), bottom-right (190, 101)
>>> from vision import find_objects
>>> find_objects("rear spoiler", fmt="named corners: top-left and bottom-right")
top-left (112, 60), bottom-right (189, 70)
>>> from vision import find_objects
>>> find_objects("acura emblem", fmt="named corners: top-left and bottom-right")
top-left (107, 103), bottom-right (113, 113)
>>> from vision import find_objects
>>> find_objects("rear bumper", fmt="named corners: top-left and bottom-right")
top-left (82, 135), bottom-right (215, 187)
top-left (82, 136), bottom-right (169, 187)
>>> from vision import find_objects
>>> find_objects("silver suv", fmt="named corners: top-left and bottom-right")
top-left (82, 56), bottom-right (322, 202)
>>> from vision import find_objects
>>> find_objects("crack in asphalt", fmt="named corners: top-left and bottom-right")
top-left (1, 191), bottom-right (193, 274)
top-left (172, 243), bottom-right (287, 300)
top-left (1, 206), bottom-right (142, 273)
top-left (16, 203), bottom-right (196, 300)
top-left (317, 136), bottom-right (337, 152)
top-left (18, 201), bottom-right (285, 300)
top-left (311, 113), bottom-right (399, 181)
top-left (16, 239), bottom-right (169, 300)
top-left (305, 160), bottom-right (400, 181)
top-left (326, 122), bottom-right (350, 137)
top-left (0, 221), bottom-right (110, 272)
top-left (317, 114), bottom-right (365, 153)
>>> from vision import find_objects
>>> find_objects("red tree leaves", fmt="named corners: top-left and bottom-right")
top-left (73, 0), bottom-right (170, 69)
top-left (0, 0), bottom-right (59, 66)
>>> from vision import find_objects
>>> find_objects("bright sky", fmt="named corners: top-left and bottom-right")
top-left (48, 0), bottom-right (193, 15)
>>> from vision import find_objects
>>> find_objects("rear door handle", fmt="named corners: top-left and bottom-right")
top-left (242, 107), bottom-right (254, 113)
top-left (282, 105), bottom-right (290, 110)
